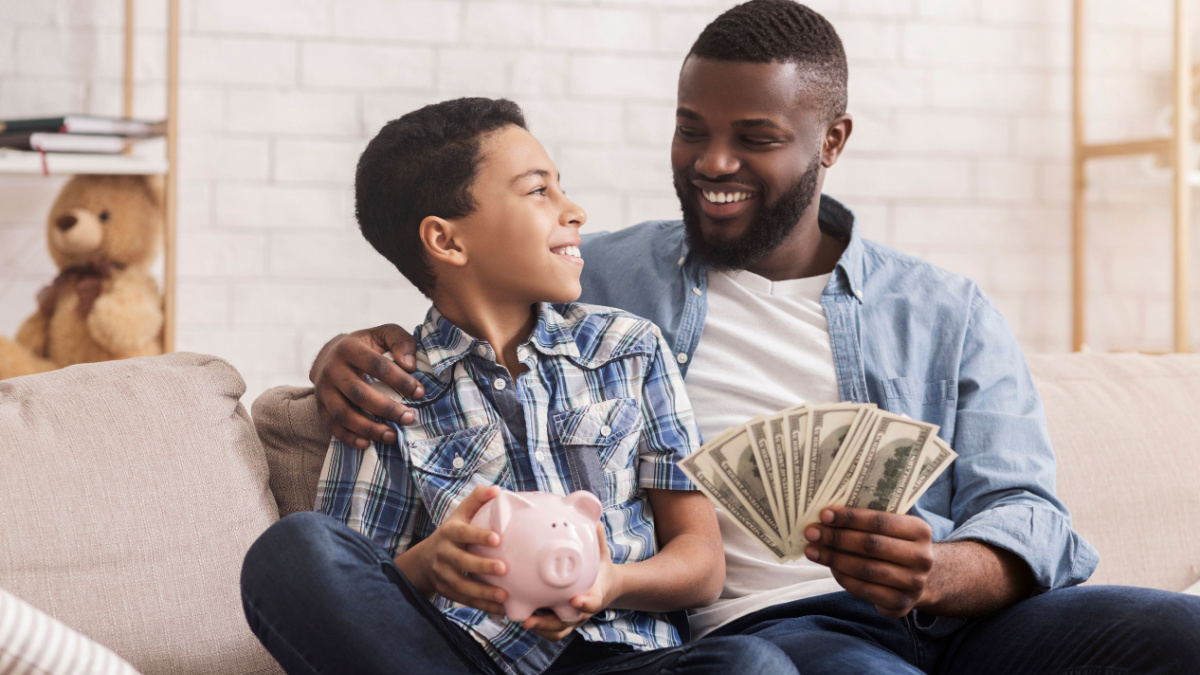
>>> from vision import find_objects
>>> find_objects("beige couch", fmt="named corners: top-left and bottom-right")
top-left (1, 351), bottom-right (1197, 674)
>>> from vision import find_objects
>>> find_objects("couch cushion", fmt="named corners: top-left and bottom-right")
top-left (0, 353), bottom-right (283, 675)
top-left (1028, 352), bottom-right (1200, 592)
top-left (251, 386), bottom-right (329, 517)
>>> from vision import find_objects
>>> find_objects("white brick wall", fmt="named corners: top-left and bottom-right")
top-left (1, 0), bottom-right (1197, 406)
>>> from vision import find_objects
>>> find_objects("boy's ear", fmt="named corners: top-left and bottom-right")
top-left (419, 216), bottom-right (468, 267)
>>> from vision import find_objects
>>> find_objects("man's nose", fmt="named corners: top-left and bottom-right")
top-left (694, 139), bottom-right (739, 178)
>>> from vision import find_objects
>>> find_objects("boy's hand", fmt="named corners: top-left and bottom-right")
top-left (415, 485), bottom-right (510, 616)
top-left (310, 324), bottom-right (424, 449)
top-left (522, 524), bottom-right (619, 642)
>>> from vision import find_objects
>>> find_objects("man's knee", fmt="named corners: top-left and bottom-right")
top-left (696, 635), bottom-right (798, 674)
top-left (1135, 591), bottom-right (1200, 661)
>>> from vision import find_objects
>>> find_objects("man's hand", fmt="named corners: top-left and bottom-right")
top-left (521, 524), bottom-right (620, 642)
top-left (804, 507), bottom-right (935, 619)
top-left (310, 324), bottom-right (424, 448)
top-left (397, 485), bottom-right (510, 616)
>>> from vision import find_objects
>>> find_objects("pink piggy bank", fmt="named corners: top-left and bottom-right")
top-left (468, 490), bottom-right (603, 622)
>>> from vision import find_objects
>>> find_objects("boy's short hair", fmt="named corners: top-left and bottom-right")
top-left (355, 97), bottom-right (527, 297)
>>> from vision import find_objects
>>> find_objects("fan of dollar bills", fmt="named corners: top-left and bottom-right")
top-left (678, 403), bottom-right (957, 562)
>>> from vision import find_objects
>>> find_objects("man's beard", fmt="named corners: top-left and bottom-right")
top-left (676, 153), bottom-right (821, 271)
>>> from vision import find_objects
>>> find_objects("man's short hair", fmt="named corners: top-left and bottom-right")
top-left (688, 0), bottom-right (848, 122)
top-left (355, 97), bottom-right (527, 297)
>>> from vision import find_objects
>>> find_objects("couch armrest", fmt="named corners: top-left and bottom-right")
top-left (252, 385), bottom-right (329, 517)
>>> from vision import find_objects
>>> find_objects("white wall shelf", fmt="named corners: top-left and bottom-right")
top-left (0, 149), bottom-right (169, 176)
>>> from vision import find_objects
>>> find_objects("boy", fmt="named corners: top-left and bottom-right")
top-left (240, 98), bottom-right (794, 675)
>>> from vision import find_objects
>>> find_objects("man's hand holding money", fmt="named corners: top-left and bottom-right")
top-left (803, 506), bottom-right (935, 619)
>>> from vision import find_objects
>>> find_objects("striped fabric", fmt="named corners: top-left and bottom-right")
top-left (0, 588), bottom-right (139, 675)
top-left (317, 302), bottom-right (700, 675)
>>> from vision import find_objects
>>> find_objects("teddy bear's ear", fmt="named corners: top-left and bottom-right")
top-left (140, 175), bottom-right (166, 208)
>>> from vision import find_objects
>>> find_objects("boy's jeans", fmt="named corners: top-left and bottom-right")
top-left (240, 512), bottom-right (796, 675)
top-left (711, 580), bottom-right (1200, 674)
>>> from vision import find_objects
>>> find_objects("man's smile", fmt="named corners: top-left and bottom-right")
top-left (691, 179), bottom-right (758, 221)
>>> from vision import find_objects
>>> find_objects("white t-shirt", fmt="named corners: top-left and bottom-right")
top-left (684, 268), bottom-right (845, 638)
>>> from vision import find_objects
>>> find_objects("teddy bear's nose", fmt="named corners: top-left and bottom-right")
top-left (56, 214), bottom-right (78, 231)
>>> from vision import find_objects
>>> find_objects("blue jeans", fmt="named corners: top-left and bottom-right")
top-left (240, 512), bottom-right (797, 675)
top-left (710, 585), bottom-right (1200, 674)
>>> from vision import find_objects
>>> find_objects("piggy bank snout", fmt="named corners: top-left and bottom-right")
top-left (538, 542), bottom-right (585, 588)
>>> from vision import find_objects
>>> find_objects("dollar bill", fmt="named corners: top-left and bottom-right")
top-left (804, 403), bottom-right (872, 518)
top-left (899, 436), bottom-right (956, 513)
top-left (708, 430), bottom-right (783, 540)
top-left (767, 410), bottom-right (797, 537)
top-left (841, 415), bottom-right (935, 512)
top-left (678, 451), bottom-right (788, 561)
top-left (746, 417), bottom-right (784, 530)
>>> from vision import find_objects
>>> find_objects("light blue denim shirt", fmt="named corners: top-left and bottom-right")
top-left (577, 195), bottom-right (1099, 611)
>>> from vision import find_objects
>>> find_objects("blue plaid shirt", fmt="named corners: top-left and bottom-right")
top-left (316, 302), bottom-right (699, 675)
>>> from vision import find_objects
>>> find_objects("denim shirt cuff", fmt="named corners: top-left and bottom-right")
top-left (941, 503), bottom-right (1100, 592)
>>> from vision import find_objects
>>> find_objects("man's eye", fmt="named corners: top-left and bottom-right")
top-left (744, 138), bottom-right (780, 147)
top-left (530, 186), bottom-right (547, 196)
top-left (676, 126), bottom-right (704, 139)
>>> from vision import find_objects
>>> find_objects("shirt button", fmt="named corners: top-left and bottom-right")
top-left (676, 352), bottom-right (688, 364)
top-left (534, 451), bottom-right (546, 462)
top-left (677, 256), bottom-right (685, 266)
top-left (493, 379), bottom-right (506, 391)
top-left (600, 425), bottom-right (612, 437)
top-left (475, 345), bottom-right (488, 357)
top-left (691, 286), bottom-right (702, 296)
top-left (853, 288), bottom-right (864, 301)
top-left (451, 455), bottom-right (465, 469)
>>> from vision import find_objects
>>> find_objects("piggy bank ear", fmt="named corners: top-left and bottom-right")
top-left (490, 491), bottom-right (535, 532)
top-left (564, 491), bottom-right (602, 523)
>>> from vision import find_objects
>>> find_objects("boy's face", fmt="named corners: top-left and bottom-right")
top-left (452, 126), bottom-right (587, 304)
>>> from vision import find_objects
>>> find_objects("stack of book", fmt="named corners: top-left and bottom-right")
top-left (0, 115), bottom-right (165, 155)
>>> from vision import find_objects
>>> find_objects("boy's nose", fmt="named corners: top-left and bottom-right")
top-left (561, 199), bottom-right (586, 229)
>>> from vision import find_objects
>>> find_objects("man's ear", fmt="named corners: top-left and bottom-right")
top-left (419, 216), bottom-right (468, 268)
top-left (821, 113), bottom-right (853, 168)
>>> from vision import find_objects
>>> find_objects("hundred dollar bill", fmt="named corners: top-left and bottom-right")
top-left (842, 414), bottom-right (937, 513)
top-left (767, 409), bottom-right (798, 537)
top-left (746, 417), bottom-right (784, 529)
top-left (708, 430), bottom-right (783, 541)
top-left (899, 435), bottom-right (956, 513)
top-left (811, 407), bottom-right (881, 512)
top-left (678, 451), bottom-right (788, 561)
top-left (804, 403), bottom-right (873, 519)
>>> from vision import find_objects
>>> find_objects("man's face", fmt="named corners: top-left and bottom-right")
top-left (451, 126), bottom-right (587, 304)
top-left (671, 58), bottom-right (828, 270)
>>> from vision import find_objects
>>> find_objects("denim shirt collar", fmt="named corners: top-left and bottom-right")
top-left (416, 303), bottom-right (580, 381)
top-left (678, 194), bottom-right (866, 304)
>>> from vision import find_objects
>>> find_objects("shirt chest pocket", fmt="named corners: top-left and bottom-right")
top-left (551, 398), bottom-right (643, 508)
top-left (881, 377), bottom-right (958, 440)
top-left (407, 423), bottom-right (511, 525)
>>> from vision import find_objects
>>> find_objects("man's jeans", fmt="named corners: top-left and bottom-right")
top-left (710, 585), bottom-right (1200, 674)
top-left (240, 512), bottom-right (797, 675)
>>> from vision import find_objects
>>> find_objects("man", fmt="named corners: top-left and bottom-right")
top-left (311, 1), bottom-right (1200, 672)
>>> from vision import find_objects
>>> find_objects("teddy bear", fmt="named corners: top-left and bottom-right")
top-left (0, 174), bottom-right (165, 380)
